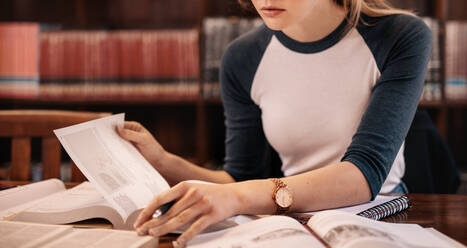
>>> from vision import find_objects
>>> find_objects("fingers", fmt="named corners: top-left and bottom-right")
top-left (175, 214), bottom-right (220, 248)
top-left (137, 186), bottom-right (203, 234)
top-left (134, 182), bottom-right (190, 228)
top-left (145, 199), bottom-right (211, 237)
top-left (135, 182), bottom-right (232, 248)
top-left (117, 125), bottom-right (145, 144)
top-left (123, 121), bottom-right (144, 132)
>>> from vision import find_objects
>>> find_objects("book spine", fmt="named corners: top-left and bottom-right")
top-left (202, 17), bottom-right (263, 99)
top-left (38, 29), bottom-right (199, 101)
top-left (357, 195), bottom-right (412, 220)
top-left (445, 21), bottom-right (467, 101)
top-left (0, 22), bottom-right (39, 99)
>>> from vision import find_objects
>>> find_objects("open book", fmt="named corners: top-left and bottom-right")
top-left (53, 113), bottom-right (170, 221)
top-left (2, 179), bottom-right (248, 231)
top-left (0, 220), bottom-right (157, 248)
top-left (3, 113), bottom-right (168, 230)
top-left (187, 210), bottom-right (463, 248)
top-left (3, 179), bottom-right (138, 229)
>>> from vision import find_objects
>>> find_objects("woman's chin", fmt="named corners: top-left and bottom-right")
top-left (263, 20), bottom-right (286, 31)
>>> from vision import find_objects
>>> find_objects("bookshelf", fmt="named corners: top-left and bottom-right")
top-left (0, 0), bottom-right (466, 173)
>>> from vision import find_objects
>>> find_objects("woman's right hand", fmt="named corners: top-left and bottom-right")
top-left (117, 121), bottom-right (168, 170)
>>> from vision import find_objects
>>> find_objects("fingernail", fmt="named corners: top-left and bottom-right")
top-left (172, 240), bottom-right (185, 248)
top-left (177, 238), bottom-right (185, 245)
top-left (137, 227), bottom-right (148, 235)
top-left (148, 229), bottom-right (159, 236)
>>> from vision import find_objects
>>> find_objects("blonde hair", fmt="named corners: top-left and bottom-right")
top-left (238, 0), bottom-right (415, 32)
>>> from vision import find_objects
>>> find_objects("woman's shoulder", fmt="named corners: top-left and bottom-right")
top-left (227, 23), bottom-right (272, 52)
top-left (358, 13), bottom-right (431, 41)
top-left (357, 14), bottom-right (432, 69)
top-left (222, 24), bottom-right (273, 66)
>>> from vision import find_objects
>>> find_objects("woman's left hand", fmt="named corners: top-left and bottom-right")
top-left (134, 181), bottom-right (244, 247)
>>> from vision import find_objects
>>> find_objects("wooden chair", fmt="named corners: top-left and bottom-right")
top-left (0, 110), bottom-right (111, 182)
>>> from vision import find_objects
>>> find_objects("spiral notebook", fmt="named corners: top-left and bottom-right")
top-left (357, 195), bottom-right (411, 220)
top-left (290, 195), bottom-right (412, 224)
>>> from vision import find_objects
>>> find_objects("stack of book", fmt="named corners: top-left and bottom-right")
top-left (445, 21), bottom-right (467, 101)
top-left (0, 23), bottom-right (39, 99)
top-left (40, 29), bottom-right (199, 101)
top-left (202, 18), bottom-right (263, 99)
top-left (421, 17), bottom-right (442, 102)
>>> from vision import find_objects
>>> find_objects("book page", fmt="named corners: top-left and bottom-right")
top-left (0, 179), bottom-right (66, 220)
top-left (187, 215), bottom-right (325, 248)
top-left (20, 182), bottom-right (107, 212)
top-left (0, 221), bottom-right (72, 248)
top-left (54, 113), bottom-right (170, 219)
top-left (11, 182), bottom-right (127, 228)
top-left (308, 210), bottom-right (452, 248)
top-left (41, 228), bottom-right (157, 248)
top-left (424, 228), bottom-right (466, 248)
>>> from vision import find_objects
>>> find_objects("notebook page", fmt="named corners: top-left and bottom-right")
top-left (305, 195), bottom-right (398, 215)
top-left (54, 113), bottom-right (170, 219)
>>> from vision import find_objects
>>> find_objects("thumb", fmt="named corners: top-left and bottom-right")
top-left (117, 126), bottom-right (145, 144)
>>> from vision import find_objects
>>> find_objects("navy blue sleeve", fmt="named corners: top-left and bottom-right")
top-left (343, 15), bottom-right (432, 199)
top-left (220, 26), bottom-right (274, 181)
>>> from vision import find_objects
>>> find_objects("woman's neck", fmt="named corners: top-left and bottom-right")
top-left (282, 1), bottom-right (347, 43)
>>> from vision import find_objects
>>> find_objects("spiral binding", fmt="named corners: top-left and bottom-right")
top-left (357, 196), bottom-right (412, 220)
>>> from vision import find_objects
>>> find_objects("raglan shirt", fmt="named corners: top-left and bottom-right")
top-left (220, 14), bottom-right (432, 199)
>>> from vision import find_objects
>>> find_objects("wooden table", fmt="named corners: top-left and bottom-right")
top-left (2, 181), bottom-right (466, 247)
top-left (383, 194), bottom-right (467, 246)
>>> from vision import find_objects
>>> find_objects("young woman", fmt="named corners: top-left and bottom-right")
top-left (118, 0), bottom-right (431, 246)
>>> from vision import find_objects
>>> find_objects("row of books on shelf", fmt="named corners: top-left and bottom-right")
top-left (421, 18), bottom-right (442, 102)
top-left (0, 23), bottom-right (199, 100)
top-left (445, 21), bottom-right (467, 101)
top-left (0, 18), bottom-right (466, 102)
top-left (202, 17), bottom-right (263, 98)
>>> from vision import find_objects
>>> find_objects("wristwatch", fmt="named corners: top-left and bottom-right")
top-left (270, 178), bottom-right (294, 215)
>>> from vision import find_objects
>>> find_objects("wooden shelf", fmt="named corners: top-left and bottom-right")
top-left (419, 100), bottom-right (446, 108)
top-left (203, 97), bottom-right (223, 105)
top-left (419, 100), bottom-right (467, 108)
top-left (446, 99), bottom-right (467, 108)
top-left (0, 97), bottom-right (200, 106)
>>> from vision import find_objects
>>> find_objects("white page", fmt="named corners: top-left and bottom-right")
top-left (0, 179), bottom-right (66, 220)
top-left (305, 195), bottom-right (398, 215)
top-left (42, 228), bottom-right (156, 248)
top-left (308, 210), bottom-right (452, 248)
top-left (424, 228), bottom-right (466, 248)
top-left (0, 221), bottom-right (72, 248)
top-left (0, 179), bottom-right (65, 211)
top-left (187, 215), bottom-right (325, 248)
top-left (54, 113), bottom-right (170, 219)
top-left (22, 182), bottom-right (108, 212)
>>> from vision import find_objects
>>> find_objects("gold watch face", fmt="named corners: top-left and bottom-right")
top-left (275, 187), bottom-right (293, 208)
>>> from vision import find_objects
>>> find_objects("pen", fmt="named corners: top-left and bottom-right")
top-left (152, 201), bottom-right (175, 219)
